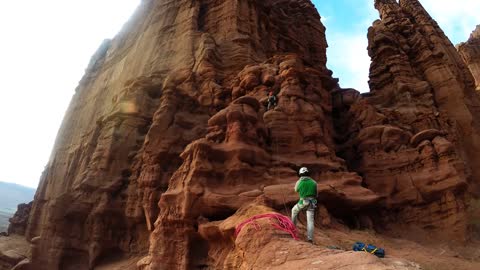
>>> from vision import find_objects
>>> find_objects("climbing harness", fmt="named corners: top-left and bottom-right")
top-left (304, 197), bottom-right (317, 211)
top-left (235, 213), bottom-right (299, 240)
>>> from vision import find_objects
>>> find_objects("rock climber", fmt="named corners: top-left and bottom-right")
top-left (267, 91), bottom-right (277, 110)
top-left (291, 167), bottom-right (317, 243)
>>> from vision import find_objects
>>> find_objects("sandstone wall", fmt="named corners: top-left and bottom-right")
top-left (8, 202), bottom-right (32, 236)
top-left (334, 0), bottom-right (480, 239)
top-left (144, 55), bottom-right (379, 269)
top-left (458, 25), bottom-right (480, 91)
top-left (25, 0), bottom-right (337, 269)
top-left (21, 0), bottom-right (480, 269)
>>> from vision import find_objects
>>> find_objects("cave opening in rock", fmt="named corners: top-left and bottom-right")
top-left (197, 3), bottom-right (208, 32)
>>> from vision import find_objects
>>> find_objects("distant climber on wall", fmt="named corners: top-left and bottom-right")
top-left (291, 167), bottom-right (317, 243)
top-left (267, 91), bottom-right (277, 110)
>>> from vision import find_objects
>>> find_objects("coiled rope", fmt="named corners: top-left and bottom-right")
top-left (234, 213), bottom-right (299, 240)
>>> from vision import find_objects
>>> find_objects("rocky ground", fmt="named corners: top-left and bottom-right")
top-left (312, 226), bottom-right (480, 270)
top-left (0, 235), bottom-right (29, 270)
top-left (203, 204), bottom-right (480, 270)
top-left (3, 209), bottom-right (480, 270)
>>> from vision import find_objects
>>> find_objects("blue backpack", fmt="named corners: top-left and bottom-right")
top-left (352, 242), bottom-right (385, 258)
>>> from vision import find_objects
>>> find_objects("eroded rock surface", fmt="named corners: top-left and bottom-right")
top-left (25, 0), bottom-right (347, 269)
top-left (333, 0), bottom-right (480, 240)
top-left (19, 0), bottom-right (480, 269)
top-left (185, 204), bottom-right (422, 270)
top-left (0, 235), bottom-right (29, 270)
top-left (145, 56), bottom-right (379, 268)
top-left (458, 25), bottom-right (480, 91)
top-left (8, 202), bottom-right (32, 236)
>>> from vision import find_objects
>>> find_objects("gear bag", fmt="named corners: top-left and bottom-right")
top-left (352, 242), bottom-right (385, 258)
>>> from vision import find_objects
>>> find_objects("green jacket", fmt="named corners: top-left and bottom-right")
top-left (294, 176), bottom-right (317, 205)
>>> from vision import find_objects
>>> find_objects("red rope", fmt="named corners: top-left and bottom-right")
top-left (234, 213), bottom-right (299, 240)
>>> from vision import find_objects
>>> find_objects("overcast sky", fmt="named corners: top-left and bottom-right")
top-left (0, 0), bottom-right (478, 188)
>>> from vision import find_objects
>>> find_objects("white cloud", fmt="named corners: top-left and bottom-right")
top-left (324, 0), bottom-right (479, 93)
top-left (321, 16), bottom-right (330, 24)
top-left (420, 0), bottom-right (479, 43)
top-left (327, 33), bottom-right (371, 93)
top-left (322, 0), bottom-right (377, 93)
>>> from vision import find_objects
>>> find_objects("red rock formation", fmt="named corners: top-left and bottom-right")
top-left (174, 203), bottom-right (422, 270)
top-left (8, 202), bottom-right (32, 236)
top-left (144, 55), bottom-right (379, 269)
top-left (19, 0), bottom-right (480, 269)
top-left (0, 235), bottom-right (30, 270)
top-left (333, 0), bottom-right (480, 240)
top-left (458, 25), bottom-right (480, 91)
top-left (25, 0), bottom-right (358, 269)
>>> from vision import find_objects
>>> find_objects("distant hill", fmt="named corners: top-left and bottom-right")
top-left (0, 182), bottom-right (36, 213)
top-left (0, 211), bottom-right (10, 232)
top-left (0, 182), bottom-right (35, 232)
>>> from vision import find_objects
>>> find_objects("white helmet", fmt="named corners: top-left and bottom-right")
top-left (299, 167), bottom-right (309, 176)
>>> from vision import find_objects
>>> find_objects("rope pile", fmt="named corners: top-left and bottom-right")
top-left (234, 213), bottom-right (299, 240)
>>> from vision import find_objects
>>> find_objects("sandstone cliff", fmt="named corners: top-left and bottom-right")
top-left (458, 25), bottom-right (480, 91)
top-left (8, 202), bottom-right (32, 236)
top-left (333, 0), bottom-right (480, 240)
top-left (25, 0), bottom-right (351, 269)
top-left (9, 0), bottom-right (480, 269)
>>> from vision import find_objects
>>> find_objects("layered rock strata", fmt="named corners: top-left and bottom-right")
top-left (144, 56), bottom-right (379, 269)
top-left (8, 202), bottom-right (32, 236)
top-left (0, 236), bottom-right (30, 270)
top-left (25, 0), bottom-right (373, 269)
top-left (333, 0), bottom-right (480, 240)
top-left (19, 0), bottom-right (480, 269)
top-left (458, 25), bottom-right (480, 91)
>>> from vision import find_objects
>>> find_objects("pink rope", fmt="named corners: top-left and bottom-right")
top-left (234, 213), bottom-right (299, 240)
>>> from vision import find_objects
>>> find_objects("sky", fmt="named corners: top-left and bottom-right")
top-left (314, 0), bottom-right (480, 93)
top-left (0, 0), bottom-right (478, 189)
top-left (0, 1), bottom-right (140, 188)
